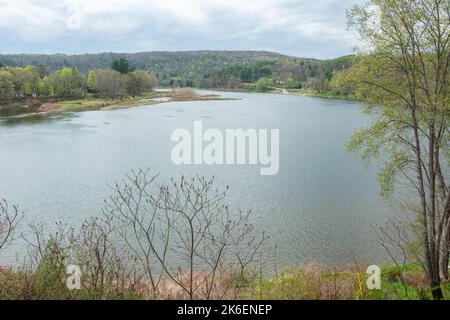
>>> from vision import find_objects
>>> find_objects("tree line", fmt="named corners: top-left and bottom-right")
top-left (197, 56), bottom-right (353, 93)
top-left (0, 59), bottom-right (158, 100)
top-left (0, 51), bottom-right (353, 94)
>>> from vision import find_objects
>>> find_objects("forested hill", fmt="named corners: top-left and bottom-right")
top-left (0, 51), bottom-right (309, 73)
top-left (0, 51), bottom-right (353, 91)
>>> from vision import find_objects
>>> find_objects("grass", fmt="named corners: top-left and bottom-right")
top-left (0, 93), bottom-right (162, 119)
top-left (1, 260), bottom-right (449, 300)
top-left (308, 92), bottom-right (360, 101)
top-left (0, 89), bottom-right (238, 120)
top-left (58, 98), bottom-right (108, 105)
top-left (277, 88), bottom-right (359, 101)
top-left (166, 88), bottom-right (238, 101)
top-left (246, 262), bottom-right (450, 300)
top-left (200, 85), bottom-right (358, 100)
top-left (57, 94), bottom-right (162, 111)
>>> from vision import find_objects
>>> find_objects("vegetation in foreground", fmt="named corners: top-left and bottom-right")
top-left (1, 259), bottom-right (449, 300)
top-left (1, 169), bottom-right (449, 300)
top-left (336, 0), bottom-right (450, 300)
top-left (0, 171), bottom-right (267, 300)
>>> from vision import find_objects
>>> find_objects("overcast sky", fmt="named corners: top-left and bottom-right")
top-left (0, 0), bottom-right (365, 59)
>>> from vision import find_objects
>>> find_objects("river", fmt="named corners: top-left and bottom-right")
top-left (0, 90), bottom-right (396, 268)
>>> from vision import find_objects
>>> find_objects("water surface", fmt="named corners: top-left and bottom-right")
top-left (0, 91), bottom-right (396, 268)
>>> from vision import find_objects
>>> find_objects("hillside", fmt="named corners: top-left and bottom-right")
top-left (0, 51), bottom-right (309, 72)
top-left (0, 51), bottom-right (354, 91)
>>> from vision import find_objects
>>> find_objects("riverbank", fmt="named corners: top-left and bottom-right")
top-left (195, 86), bottom-right (358, 101)
top-left (0, 261), bottom-right (447, 300)
top-left (0, 88), bottom-right (355, 121)
top-left (276, 88), bottom-right (360, 101)
top-left (0, 89), bottom-right (236, 120)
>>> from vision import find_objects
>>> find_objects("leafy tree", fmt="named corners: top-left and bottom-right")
top-left (0, 69), bottom-right (14, 98)
top-left (93, 69), bottom-right (125, 98)
top-left (41, 76), bottom-right (53, 97)
top-left (0, 65), bottom-right (159, 99)
top-left (36, 65), bottom-right (49, 79)
top-left (0, 51), bottom-right (355, 92)
top-left (86, 70), bottom-right (96, 92)
top-left (111, 58), bottom-right (134, 74)
top-left (286, 76), bottom-right (300, 89)
top-left (255, 78), bottom-right (273, 92)
top-left (24, 65), bottom-right (44, 97)
top-left (48, 67), bottom-right (84, 97)
top-left (340, 0), bottom-right (449, 299)
top-left (125, 70), bottom-right (158, 96)
top-left (8, 67), bottom-right (33, 97)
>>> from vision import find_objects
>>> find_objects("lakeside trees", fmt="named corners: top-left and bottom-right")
top-left (340, 0), bottom-right (449, 299)
top-left (0, 66), bottom-right (85, 99)
top-left (255, 78), bottom-right (273, 92)
top-left (0, 60), bottom-right (158, 99)
top-left (198, 57), bottom-right (352, 92)
top-left (89, 69), bottom-right (158, 98)
top-left (47, 67), bottom-right (85, 97)
top-left (125, 70), bottom-right (158, 96)
top-left (90, 69), bottom-right (125, 98)
top-left (0, 51), bottom-right (354, 94)
top-left (111, 58), bottom-right (135, 74)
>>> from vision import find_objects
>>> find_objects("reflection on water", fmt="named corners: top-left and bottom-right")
top-left (0, 105), bottom-right (41, 118)
top-left (0, 112), bottom-right (75, 126)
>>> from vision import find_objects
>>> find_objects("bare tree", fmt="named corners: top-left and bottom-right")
top-left (103, 169), bottom-right (169, 297)
top-left (159, 175), bottom-right (268, 299)
top-left (104, 169), bottom-right (267, 299)
top-left (0, 199), bottom-right (21, 253)
top-left (20, 221), bottom-right (76, 298)
top-left (22, 218), bottom-right (141, 299)
top-left (74, 216), bottom-right (141, 298)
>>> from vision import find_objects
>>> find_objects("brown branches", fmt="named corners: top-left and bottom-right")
top-left (1, 171), bottom-right (266, 300)
top-left (0, 199), bottom-right (21, 253)
top-left (104, 169), bottom-right (268, 299)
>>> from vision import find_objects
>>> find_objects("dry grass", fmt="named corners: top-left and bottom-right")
top-left (251, 262), bottom-right (362, 300)
top-left (168, 88), bottom-right (231, 101)
top-left (1, 262), bottom-right (448, 300)
top-left (168, 88), bottom-right (201, 101)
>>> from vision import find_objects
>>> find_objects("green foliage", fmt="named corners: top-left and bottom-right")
top-left (91, 69), bottom-right (125, 98)
top-left (0, 64), bottom-right (158, 100)
top-left (285, 77), bottom-right (300, 89)
top-left (86, 70), bottom-right (96, 92)
top-left (47, 67), bottom-right (84, 97)
top-left (255, 77), bottom-right (273, 92)
top-left (340, 0), bottom-right (450, 299)
top-left (111, 58), bottom-right (134, 74)
top-left (125, 70), bottom-right (158, 96)
top-left (340, 51), bottom-right (449, 200)
top-left (0, 51), bottom-right (354, 93)
top-left (249, 262), bottom-right (450, 300)
top-left (201, 62), bottom-right (273, 88)
top-left (91, 69), bottom-right (158, 98)
top-left (0, 69), bottom-right (14, 97)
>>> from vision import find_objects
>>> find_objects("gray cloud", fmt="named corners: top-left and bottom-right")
top-left (0, 0), bottom-right (365, 58)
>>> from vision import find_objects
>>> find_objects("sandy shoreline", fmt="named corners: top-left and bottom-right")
top-left (0, 91), bottom-right (238, 120)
